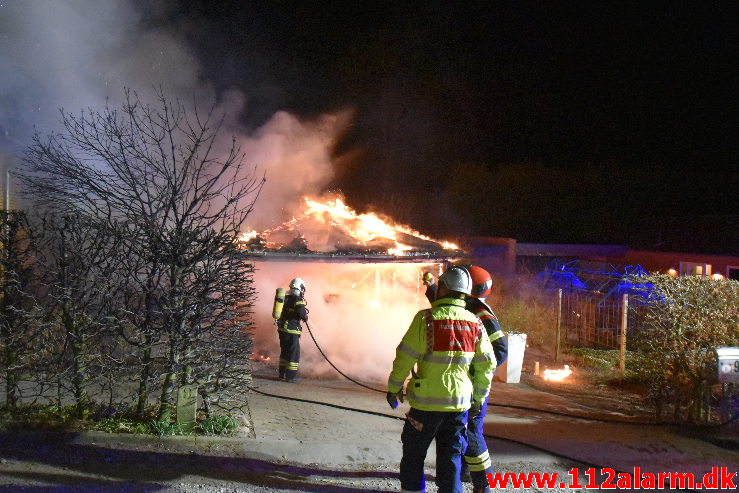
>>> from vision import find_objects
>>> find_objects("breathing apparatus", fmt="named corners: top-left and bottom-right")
top-left (272, 288), bottom-right (285, 320)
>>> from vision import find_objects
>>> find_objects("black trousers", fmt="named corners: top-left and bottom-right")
top-left (278, 331), bottom-right (300, 380)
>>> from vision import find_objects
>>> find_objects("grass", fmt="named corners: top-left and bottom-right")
top-left (569, 347), bottom-right (646, 384)
top-left (0, 402), bottom-right (240, 436)
top-left (495, 295), bottom-right (557, 348)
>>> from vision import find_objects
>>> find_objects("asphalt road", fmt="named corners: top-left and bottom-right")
top-left (0, 371), bottom-right (736, 492)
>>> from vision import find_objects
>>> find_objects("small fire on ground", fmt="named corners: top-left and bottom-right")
top-left (544, 365), bottom-right (572, 382)
top-left (250, 353), bottom-right (271, 362)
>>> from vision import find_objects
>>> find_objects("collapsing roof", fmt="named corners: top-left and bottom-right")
top-left (239, 196), bottom-right (465, 262)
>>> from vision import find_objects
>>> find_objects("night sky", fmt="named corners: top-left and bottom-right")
top-left (4, 2), bottom-right (738, 254)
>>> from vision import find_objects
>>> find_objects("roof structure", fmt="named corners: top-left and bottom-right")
top-left (239, 198), bottom-right (464, 262)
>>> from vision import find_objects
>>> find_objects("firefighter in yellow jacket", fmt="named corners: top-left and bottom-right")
top-left (387, 266), bottom-right (496, 493)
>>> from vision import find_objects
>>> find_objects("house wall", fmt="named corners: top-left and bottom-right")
top-left (466, 236), bottom-right (739, 280)
top-left (610, 249), bottom-right (739, 278)
top-left (468, 236), bottom-right (517, 276)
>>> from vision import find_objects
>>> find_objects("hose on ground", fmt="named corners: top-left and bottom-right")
top-left (301, 321), bottom-right (737, 428)
top-left (303, 321), bottom-right (387, 394)
top-left (245, 383), bottom-right (708, 493)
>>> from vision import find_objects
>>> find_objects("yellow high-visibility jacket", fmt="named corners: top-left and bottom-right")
top-left (387, 297), bottom-right (496, 412)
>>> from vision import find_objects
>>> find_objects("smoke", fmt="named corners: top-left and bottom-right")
top-left (0, 1), bottom-right (346, 217)
top-left (234, 110), bottom-right (351, 231)
top-left (0, 1), bottom-right (428, 384)
top-left (251, 261), bottom-right (444, 384)
top-left (0, 1), bottom-right (203, 144)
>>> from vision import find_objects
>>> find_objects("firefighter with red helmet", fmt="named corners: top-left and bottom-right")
top-left (276, 278), bottom-right (308, 382)
top-left (461, 265), bottom-right (508, 492)
top-left (424, 265), bottom-right (508, 491)
top-left (387, 265), bottom-right (496, 493)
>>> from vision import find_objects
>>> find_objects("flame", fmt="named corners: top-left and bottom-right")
top-left (252, 261), bottom-right (442, 382)
top-left (238, 229), bottom-right (258, 242)
top-left (387, 244), bottom-right (413, 256)
top-left (543, 365), bottom-right (572, 382)
top-left (304, 197), bottom-right (411, 245)
top-left (239, 194), bottom-right (459, 255)
top-left (250, 353), bottom-right (271, 362)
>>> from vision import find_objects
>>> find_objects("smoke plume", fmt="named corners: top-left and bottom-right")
top-left (0, 1), bottom-right (436, 386)
top-left (0, 1), bottom-right (344, 216)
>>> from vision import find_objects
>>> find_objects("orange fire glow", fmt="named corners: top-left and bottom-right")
top-left (543, 365), bottom-right (572, 382)
top-left (240, 195), bottom-right (459, 254)
top-left (250, 353), bottom-right (271, 362)
top-left (238, 229), bottom-right (259, 242)
top-left (303, 197), bottom-right (458, 251)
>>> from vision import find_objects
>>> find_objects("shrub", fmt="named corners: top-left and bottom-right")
top-left (494, 284), bottom-right (556, 348)
top-left (628, 274), bottom-right (739, 423)
top-left (569, 348), bottom-right (646, 384)
top-left (0, 403), bottom-right (239, 436)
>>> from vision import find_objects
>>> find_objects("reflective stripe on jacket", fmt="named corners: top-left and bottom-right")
top-left (387, 297), bottom-right (496, 412)
top-left (277, 293), bottom-right (308, 335)
top-left (468, 298), bottom-right (508, 366)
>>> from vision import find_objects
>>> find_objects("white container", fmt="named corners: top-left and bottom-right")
top-left (495, 333), bottom-right (527, 383)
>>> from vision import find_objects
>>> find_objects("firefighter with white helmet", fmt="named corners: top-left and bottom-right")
top-left (387, 265), bottom-right (496, 493)
top-left (275, 277), bottom-right (308, 382)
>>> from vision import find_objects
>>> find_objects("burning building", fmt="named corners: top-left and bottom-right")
top-left (242, 195), bottom-right (465, 383)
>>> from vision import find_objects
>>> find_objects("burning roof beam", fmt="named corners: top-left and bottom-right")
top-left (239, 195), bottom-right (464, 261)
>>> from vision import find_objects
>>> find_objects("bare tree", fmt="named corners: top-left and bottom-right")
top-left (0, 211), bottom-right (44, 407)
top-left (33, 213), bottom-right (123, 414)
top-left (21, 89), bottom-right (264, 420)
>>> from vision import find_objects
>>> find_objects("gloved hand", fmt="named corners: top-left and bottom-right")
top-left (422, 272), bottom-right (435, 286)
top-left (469, 400), bottom-right (482, 417)
top-left (386, 390), bottom-right (404, 409)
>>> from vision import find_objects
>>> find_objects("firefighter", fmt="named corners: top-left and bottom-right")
top-left (461, 265), bottom-right (508, 492)
top-left (387, 266), bottom-right (496, 493)
top-left (422, 267), bottom-right (508, 363)
top-left (426, 265), bottom-right (508, 490)
top-left (422, 271), bottom-right (437, 304)
top-left (276, 277), bottom-right (308, 382)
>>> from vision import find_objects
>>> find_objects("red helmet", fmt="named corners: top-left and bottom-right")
top-left (468, 265), bottom-right (493, 299)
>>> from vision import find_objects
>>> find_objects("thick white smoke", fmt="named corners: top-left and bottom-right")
top-left (235, 111), bottom-right (350, 231)
top-left (252, 261), bottom-right (444, 384)
top-left (0, 1), bottom-right (203, 143)
top-left (0, 1), bottom-right (343, 216)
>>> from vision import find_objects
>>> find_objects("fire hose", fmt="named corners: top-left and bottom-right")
top-left (302, 321), bottom-right (738, 428)
top-left (304, 321), bottom-right (387, 394)
top-left (246, 382), bottom-right (716, 493)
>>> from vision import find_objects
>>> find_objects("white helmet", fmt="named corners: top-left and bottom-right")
top-left (289, 277), bottom-right (306, 294)
top-left (438, 266), bottom-right (472, 295)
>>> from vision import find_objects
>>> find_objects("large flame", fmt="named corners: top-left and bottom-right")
top-left (240, 194), bottom-right (459, 254)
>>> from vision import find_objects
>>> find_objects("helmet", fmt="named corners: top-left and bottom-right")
top-left (468, 265), bottom-right (493, 299)
top-left (438, 266), bottom-right (472, 295)
top-left (289, 278), bottom-right (306, 294)
top-left (422, 272), bottom-right (435, 286)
